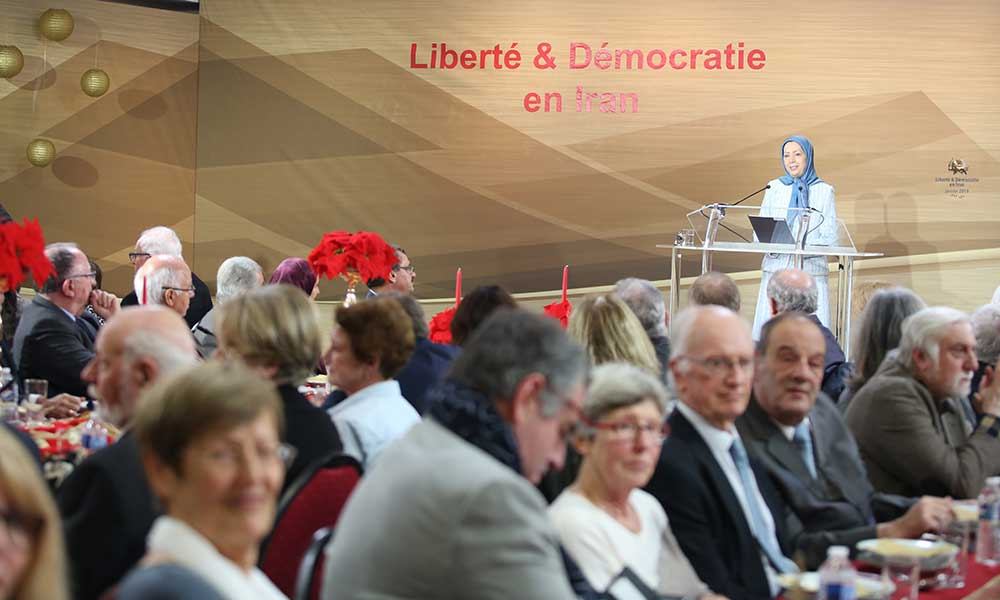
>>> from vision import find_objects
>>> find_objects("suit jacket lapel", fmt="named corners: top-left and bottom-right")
top-left (746, 397), bottom-right (816, 485)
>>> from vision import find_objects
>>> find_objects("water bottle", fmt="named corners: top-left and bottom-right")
top-left (80, 418), bottom-right (108, 454)
top-left (817, 545), bottom-right (856, 600)
top-left (976, 476), bottom-right (1000, 566)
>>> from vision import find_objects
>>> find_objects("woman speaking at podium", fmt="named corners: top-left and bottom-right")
top-left (752, 135), bottom-right (838, 339)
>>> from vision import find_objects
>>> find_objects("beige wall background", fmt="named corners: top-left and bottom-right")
top-left (0, 1), bottom-right (996, 314)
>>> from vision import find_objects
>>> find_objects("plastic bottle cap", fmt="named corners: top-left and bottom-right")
top-left (828, 546), bottom-right (850, 559)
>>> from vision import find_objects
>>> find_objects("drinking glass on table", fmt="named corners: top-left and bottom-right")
top-left (22, 379), bottom-right (48, 424)
top-left (940, 523), bottom-right (971, 589)
top-left (882, 556), bottom-right (920, 600)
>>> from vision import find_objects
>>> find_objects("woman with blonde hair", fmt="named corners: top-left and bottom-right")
top-left (568, 293), bottom-right (660, 378)
top-left (215, 284), bottom-right (342, 489)
top-left (0, 427), bottom-right (68, 600)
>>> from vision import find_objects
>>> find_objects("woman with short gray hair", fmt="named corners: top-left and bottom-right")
top-left (549, 363), bottom-right (724, 599)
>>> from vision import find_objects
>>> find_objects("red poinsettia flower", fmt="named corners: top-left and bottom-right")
top-left (428, 268), bottom-right (462, 344)
top-left (0, 219), bottom-right (55, 292)
top-left (542, 265), bottom-right (572, 328)
top-left (308, 230), bottom-right (398, 283)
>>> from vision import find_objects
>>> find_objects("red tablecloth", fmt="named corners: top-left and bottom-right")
top-left (908, 561), bottom-right (1000, 600)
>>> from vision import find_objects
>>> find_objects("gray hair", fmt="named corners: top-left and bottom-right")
top-left (40, 243), bottom-right (82, 294)
top-left (668, 305), bottom-right (747, 390)
top-left (898, 306), bottom-right (971, 371)
top-left (848, 287), bottom-right (926, 391)
top-left (134, 255), bottom-right (191, 306)
top-left (121, 331), bottom-right (198, 376)
top-left (583, 362), bottom-right (667, 424)
top-left (972, 304), bottom-right (1000, 365)
top-left (382, 292), bottom-right (429, 338)
top-left (767, 269), bottom-right (818, 314)
top-left (136, 226), bottom-right (182, 257)
top-left (689, 271), bottom-right (741, 312)
top-left (613, 278), bottom-right (667, 337)
top-left (449, 309), bottom-right (587, 416)
top-left (215, 256), bottom-right (263, 303)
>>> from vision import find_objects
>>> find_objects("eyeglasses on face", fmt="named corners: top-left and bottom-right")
top-left (582, 418), bottom-right (670, 443)
top-left (65, 271), bottom-right (97, 282)
top-left (679, 354), bottom-right (754, 377)
top-left (162, 286), bottom-right (196, 297)
top-left (202, 441), bottom-right (298, 470)
top-left (394, 264), bottom-right (415, 274)
top-left (128, 252), bottom-right (151, 265)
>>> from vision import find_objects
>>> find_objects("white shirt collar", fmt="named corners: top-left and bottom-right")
top-left (775, 417), bottom-right (811, 442)
top-left (330, 380), bottom-right (402, 415)
top-left (675, 401), bottom-right (738, 454)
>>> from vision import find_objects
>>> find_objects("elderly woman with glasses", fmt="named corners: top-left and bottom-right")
top-left (549, 363), bottom-right (725, 600)
top-left (0, 428), bottom-right (68, 600)
top-left (116, 361), bottom-right (291, 600)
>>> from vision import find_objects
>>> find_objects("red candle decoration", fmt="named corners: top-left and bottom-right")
top-left (429, 267), bottom-right (461, 344)
top-left (543, 265), bottom-right (572, 328)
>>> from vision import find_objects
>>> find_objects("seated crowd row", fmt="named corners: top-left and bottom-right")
top-left (1, 224), bottom-right (1000, 600)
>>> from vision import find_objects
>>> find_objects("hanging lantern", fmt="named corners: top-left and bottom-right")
top-left (80, 68), bottom-right (109, 97)
top-left (26, 139), bottom-right (56, 167)
top-left (38, 9), bottom-right (74, 42)
top-left (0, 45), bottom-right (24, 78)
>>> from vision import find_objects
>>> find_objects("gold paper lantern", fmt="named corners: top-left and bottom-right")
top-left (81, 68), bottom-right (110, 97)
top-left (26, 138), bottom-right (56, 167)
top-left (38, 9), bottom-right (74, 42)
top-left (0, 45), bottom-right (24, 78)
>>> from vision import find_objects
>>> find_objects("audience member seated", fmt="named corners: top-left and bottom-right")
top-left (0, 426), bottom-right (69, 600)
top-left (568, 293), bottom-right (660, 378)
top-left (766, 269), bottom-right (848, 400)
top-left (116, 361), bottom-right (288, 600)
top-left (839, 287), bottom-right (925, 410)
top-left (79, 259), bottom-right (105, 339)
top-left (614, 278), bottom-right (671, 376)
top-left (193, 256), bottom-right (263, 359)
top-left (689, 271), bottom-right (741, 313)
top-left (365, 244), bottom-right (415, 297)
top-left (121, 226), bottom-right (212, 328)
top-left (449, 284), bottom-right (517, 346)
top-left (970, 304), bottom-right (1000, 413)
top-left (850, 280), bottom-right (895, 324)
top-left (323, 298), bottom-right (418, 469)
top-left (322, 309), bottom-right (586, 600)
top-left (380, 292), bottom-right (458, 414)
top-left (846, 307), bottom-right (1000, 499)
top-left (268, 257), bottom-right (319, 300)
top-left (215, 284), bottom-right (342, 488)
top-left (134, 255), bottom-right (194, 320)
top-left (646, 305), bottom-right (796, 599)
top-left (550, 362), bottom-right (722, 599)
top-left (57, 307), bottom-right (198, 600)
top-left (738, 312), bottom-right (954, 569)
top-left (13, 243), bottom-right (118, 397)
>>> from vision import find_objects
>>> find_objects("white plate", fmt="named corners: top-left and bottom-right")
top-left (777, 572), bottom-right (894, 599)
top-left (856, 538), bottom-right (958, 570)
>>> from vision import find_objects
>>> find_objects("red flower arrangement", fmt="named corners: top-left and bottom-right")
top-left (543, 265), bottom-right (572, 328)
top-left (307, 231), bottom-right (398, 305)
top-left (429, 268), bottom-right (461, 344)
top-left (0, 219), bottom-right (55, 293)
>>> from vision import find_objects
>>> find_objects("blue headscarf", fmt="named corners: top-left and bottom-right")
top-left (778, 135), bottom-right (822, 220)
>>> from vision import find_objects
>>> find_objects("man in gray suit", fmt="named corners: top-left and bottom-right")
top-left (738, 312), bottom-right (954, 568)
top-left (322, 309), bottom-right (587, 600)
top-left (846, 307), bottom-right (1000, 499)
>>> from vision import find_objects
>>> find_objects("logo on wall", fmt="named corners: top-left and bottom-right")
top-left (936, 157), bottom-right (978, 199)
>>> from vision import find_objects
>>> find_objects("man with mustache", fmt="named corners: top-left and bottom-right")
top-left (738, 312), bottom-right (954, 569)
top-left (846, 306), bottom-right (1000, 499)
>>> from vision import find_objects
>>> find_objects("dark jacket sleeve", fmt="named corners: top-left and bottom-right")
top-left (23, 317), bottom-right (93, 397)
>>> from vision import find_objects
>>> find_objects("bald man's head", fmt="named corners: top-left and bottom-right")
top-left (767, 269), bottom-right (818, 316)
top-left (134, 255), bottom-right (193, 318)
top-left (82, 306), bottom-right (197, 428)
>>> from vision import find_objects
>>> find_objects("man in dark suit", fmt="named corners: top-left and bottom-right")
top-left (120, 226), bottom-right (212, 328)
top-left (364, 245), bottom-right (414, 298)
top-left (13, 243), bottom-right (118, 397)
top-left (646, 305), bottom-right (795, 599)
top-left (57, 306), bottom-right (198, 600)
top-left (737, 311), bottom-right (954, 569)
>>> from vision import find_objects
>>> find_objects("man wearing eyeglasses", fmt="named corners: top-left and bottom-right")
top-left (737, 311), bottom-right (954, 570)
top-left (365, 245), bottom-right (415, 297)
top-left (133, 255), bottom-right (195, 320)
top-left (645, 305), bottom-right (795, 599)
top-left (13, 243), bottom-right (119, 398)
